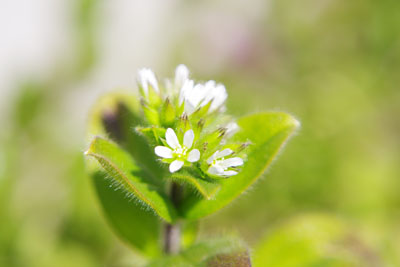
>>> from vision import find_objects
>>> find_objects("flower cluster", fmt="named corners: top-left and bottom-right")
top-left (136, 64), bottom-right (248, 177)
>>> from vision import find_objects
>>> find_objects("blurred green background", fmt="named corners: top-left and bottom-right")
top-left (1, 0), bottom-right (399, 266)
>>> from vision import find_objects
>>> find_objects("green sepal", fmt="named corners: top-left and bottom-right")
top-left (139, 82), bottom-right (162, 108)
top-left (198, 127), bottom-right (226, 159)
top-left (189, 101), bottom-right (212, 121)
top-left (147, 85), bottom-right (162, 107)
top-left (142, 101), bottom-right (160, 125)
top-left (194, 119), bottom-right (205, 140)
top-left (176, 101), bottom-right (185, 117)
top-left (161, 98), bottom-right (176, 126)
top-left (176, 113), bottom-right (190, 137)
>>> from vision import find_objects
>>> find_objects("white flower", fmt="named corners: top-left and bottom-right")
top-left (207, 149), bottom-right (243, 176)
top-left (138, 68), bottom-right (159, 97)
top-left (179, 79), bottom-right (227, 115)
top-left (174, 64), bottom-right (189, 90)
top-left (155, 128), bottom-right (200, 173)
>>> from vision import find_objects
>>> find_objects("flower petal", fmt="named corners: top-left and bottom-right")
top-left (207, 151), bottom-right (219, 164)
top-left (221, 157), bottom-right (243, 168)
top-left (175, 64), bottom-right (189, 89)
top-left (215, 149), bottom-right (233, 159)
top-left (222, 170), bottom-right (238, 176)
top-left (200, 81), bottom-right (227, 112)
top-left (169, 160), bottom-right (184, 173)
top-left (183, 129), bottom-right (195, 148)
top-left (166, 128), bottom-right (180, 149)
top-left (225, 122), bottom-right (239, 138)
top-left (209, 84), bottom-right (227, 112)
top-left (154, 146), bottom-right (173, 158)
top-left (138, 68), bottom-right (159, 96)
top-left (187, 83), bottom-right (206, 108)
top-left (187, 149), bottom-right (200, 162)
top-left (179, 79), bottom-right (194, 105)
top-left (208, 165), bottom-right (224, 175)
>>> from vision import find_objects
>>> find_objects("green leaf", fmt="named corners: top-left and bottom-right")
top-left (170, 171), bottom-right (221, 200)
top-left (179, 112), bottom-right (299, 220)
top-left (85, 137), bottom-right (177, 223)
top-left (85, 92), bottom-right (170, 255)
top-left (92, 170), bottom-right (161, 257)
top-left (147, 237), bottom-right (250, 267)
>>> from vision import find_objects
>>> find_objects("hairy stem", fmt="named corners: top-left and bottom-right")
top-left (164, 182), bottom-right (182, 254)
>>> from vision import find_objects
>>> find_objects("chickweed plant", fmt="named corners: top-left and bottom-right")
top-left (85, 65), bottom-right (299, 266)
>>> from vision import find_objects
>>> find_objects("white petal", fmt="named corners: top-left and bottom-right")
top-left (175, 64), bottom-right (189, 88)
top-left (138, 68), bottom-right (159, 96)
top-left (179, 79), bottom-right (194, 105)
top-left (207, 151), bottom-right (219, 164)
top-left (154, 146), bottom-right (173, 158)
top-left (210, 84), bottom-right (227, 111)
top-left (221, 157), bottom-right (243, 168)
top-left (165, 128), bottom-right (180, 149)
top-left (222, 170), bottom-right (238, 176)
top-left (215, 149), bottom-right (233, 159)
top-left (138, 69), bottom-right (149, 96)
top-left (204, 80), bottom-right (216, 90)
top-left (198, 81), bottom-right (215, 107)
top-left (187, 149), bottom-right (200, 162)
top-left (183, 129), bottom-right (194, 148)
top-left (188, 83), bottom-right (207, 108)
top-left (169, 160), bottom-right (184, 173)
top-left (201, 81), bottom-right (216, 105)
top-left (225, 122), bottom-right (239, 138)
top-left (199, 81), bottom-right (227, 112)
top-left (208, 165), bottom-right (224, 175)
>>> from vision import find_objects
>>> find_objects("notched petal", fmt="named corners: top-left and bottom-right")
top-left (175, 64), bottom-right (189, 88)
top-left (187, 149), bottom-right (200, 162)
top-left (166, 128), bottom-right (180, 149)
top-left (169, 160), bottom-right (184, 173)
top-left (216, 149), bottom-right (233, 159)
top-left (138, 68), bottom-right (159, 95)
top-left (183, 129), bottom-right (195, 149)
top-left (207, 151), bottom-right (218, 164)
top-left (155, 146), bottom-right (173, 158)
top-left (222, 170), bottom-right (238, 176)
top-left (221, 157), bottom-right (243, 168)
